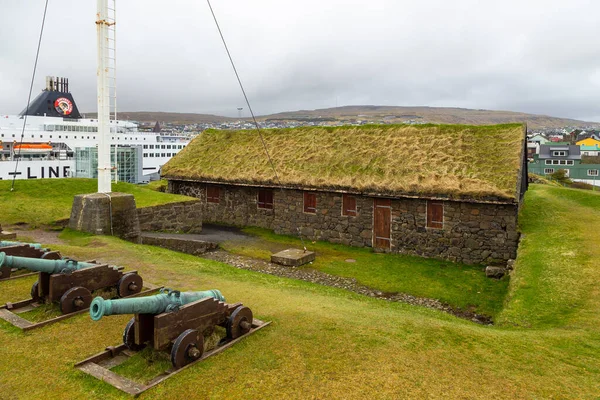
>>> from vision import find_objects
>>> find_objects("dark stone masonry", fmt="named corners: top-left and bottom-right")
top-left (140, 233), bottom-right (217, 256)
top-left (168, 181), bottom-right (520, 265)
top-left (69, 192), bottom-right (140, 241)
top-left (137, 201), bottom-right (203, 234)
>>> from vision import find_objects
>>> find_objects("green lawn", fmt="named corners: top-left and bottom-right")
top-left (498, 185), bottom-right (600, 329)
top-left (0, 184), bottom-right (599, 398)
top-left (222, 227), bottom-right (508, 318)
top-left (0, 178), bottom-right (194, 227)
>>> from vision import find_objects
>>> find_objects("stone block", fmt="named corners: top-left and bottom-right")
top-left (271, 248), bottom-right (316, 267)
top-left (0, 224), bottom-right (16, 240)
top-left (69, 192), bottom-right (140, 241)
top-left (140, 234), bottom-right (217, 256)
top-left (486, 266), bottom-right (506, 279)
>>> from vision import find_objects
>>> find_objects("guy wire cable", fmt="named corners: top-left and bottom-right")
top-left (206, 0), bottom-right (308, 251)
top-left (11, 0), bottom-right (50, 192)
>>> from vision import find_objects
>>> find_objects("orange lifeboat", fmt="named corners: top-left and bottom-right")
top-left (14, 143), bottom-right (53, 154)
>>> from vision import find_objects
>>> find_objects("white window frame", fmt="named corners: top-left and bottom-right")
top-left (552, 151), bottom-right (566, 156)
top-left (544, 168), bottom-right (554, 174)
top-left (588, 169), bottom-right (599, 177)
top-left (545, 160), bottom-right (552, 165)
top-left (567, 160), bottom-right (574, 165)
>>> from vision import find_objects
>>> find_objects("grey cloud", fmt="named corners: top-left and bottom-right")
top-left (1, 0), bottom-right (600, 121)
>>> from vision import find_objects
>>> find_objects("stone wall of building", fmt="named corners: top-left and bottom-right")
top-left (168, 180), bottom-right (519, 265)
top-left (137, 200), bottom-right (203, 233)
top-left (388, 197), bottom-right (519, 265)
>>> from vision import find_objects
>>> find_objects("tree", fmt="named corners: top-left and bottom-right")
top-left (550, 169), bottom-right (572, 185)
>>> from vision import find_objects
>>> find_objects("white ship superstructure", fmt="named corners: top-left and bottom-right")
top-left (0, 76), bottom-right (192, 182)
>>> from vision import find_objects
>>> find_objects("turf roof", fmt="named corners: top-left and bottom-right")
top-left (161, 124), bottom-right (526, 201)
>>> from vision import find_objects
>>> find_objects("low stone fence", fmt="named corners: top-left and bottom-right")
top-left (140, 234), bottom-right (217, 256)
top-left (137, 201), bottom-right (203, 233)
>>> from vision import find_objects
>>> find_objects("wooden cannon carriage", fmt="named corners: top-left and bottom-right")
top-left (0, 252), bottom-right (155, 330)
top-left (76, 288), bottom-right (270, 395)
top-left (0, 241), bottom-right (62, 281)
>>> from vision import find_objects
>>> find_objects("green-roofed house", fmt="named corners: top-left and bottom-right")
top-left (580, 145), bottom-right (600, 156)
top-left (162, 124), bottom-right (528, 265)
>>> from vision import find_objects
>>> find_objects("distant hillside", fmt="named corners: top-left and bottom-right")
top-left (262, 106), bottom-right (600, 129)
top-left (86, 106), bottom-right (600, 129)
top-left (84, 111), bottom-right (237, 124)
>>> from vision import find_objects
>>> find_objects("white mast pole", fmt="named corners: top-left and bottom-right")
top-left (96, 0), bottom-right (112, 193)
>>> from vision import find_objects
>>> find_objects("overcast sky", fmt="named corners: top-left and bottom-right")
top-left (1, 0), bottom-right (600, 120)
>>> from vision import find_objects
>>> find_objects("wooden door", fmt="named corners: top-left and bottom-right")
top-left (373, 198), bottom-right (391, 249)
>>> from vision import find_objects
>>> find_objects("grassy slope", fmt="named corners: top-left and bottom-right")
top-left (222, 227), bottom-right (508, 318)
top-left (0, 178), bottom-right (194, 226)
top-left (498, 186), bottom-right (600, 329)
top-left (0, 184), bottom-right (599, 398)
top-left (163, 124), bottom-right (524, 200)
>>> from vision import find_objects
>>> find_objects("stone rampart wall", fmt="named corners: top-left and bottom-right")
top-left (137, 201), bottom-right (203, 233)
top-left (140, 234), bottom-right (216, 255)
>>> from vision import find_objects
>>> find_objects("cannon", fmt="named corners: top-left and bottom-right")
top-left (90, 289), bottom-right (225, 320)
top-left (0, 241), bottom-right (43, 249)
top-left (0, 252), bottom-right (143, 314)
top-left (0, 253), bottom-right (96, 274)
top-left (0, 242), bottom-right (62, 281)
top-left (89, 288), bottom-right (257, 369)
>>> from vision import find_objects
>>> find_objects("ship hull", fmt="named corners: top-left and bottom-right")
top-left (0, 160), bottom-right (74, 180)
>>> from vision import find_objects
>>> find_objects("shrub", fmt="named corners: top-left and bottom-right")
top-left (550, 169), bottom-right (572, 185)
top-left (570, 181), bottom-right (595, 191)
top-left (147, 179), bottom-right (167, 192)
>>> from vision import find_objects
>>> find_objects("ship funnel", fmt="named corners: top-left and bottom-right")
top-left (45, 76), bottom-right (70, 93)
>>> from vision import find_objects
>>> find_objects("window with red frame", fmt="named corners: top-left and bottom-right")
top-left (257, 189), bottom-right (274, 209)
top-left (342, 194), bottom-right (357, 216)
top-left (303, 192), bottom-right (317, 213)
top-left (426, 201), bottom-right (443, 229)
top-left (206, 185), bottom-right (220, 203)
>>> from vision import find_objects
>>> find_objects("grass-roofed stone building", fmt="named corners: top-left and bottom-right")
top-left (162, 124), bottom-right (528, 265)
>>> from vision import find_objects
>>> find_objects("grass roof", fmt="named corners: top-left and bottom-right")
top-left (162, 124), bottom-right (526, 201)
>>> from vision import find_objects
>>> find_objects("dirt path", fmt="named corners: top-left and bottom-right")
top-left (9, 226), bottom-right (64, 245)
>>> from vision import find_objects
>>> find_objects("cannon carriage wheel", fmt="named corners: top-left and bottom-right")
top-left (171, 329), bottom-right (204, 369)
top-left (59, 286), bottom-right (92, 314)
top-left (117, 273), bottom-right (143, 298)
top-left (30, 281), bottom-right (41, 302)
top-left (123, 318), bottom-right (145, 351)
top-left (226, 306), bottom-right (253, 340)
top-left (0, 266), bottom-right (11, 280)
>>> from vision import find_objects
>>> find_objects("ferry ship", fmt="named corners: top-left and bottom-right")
top-left (0, 76), bottom-right (193, 182)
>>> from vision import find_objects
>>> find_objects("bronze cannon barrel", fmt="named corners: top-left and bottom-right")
top-left (90, 288), bottom-right (225, 321)
top-left (0, 241), bottom-right (43, 249)
top-left (0, 252), bottom-right (95, 274)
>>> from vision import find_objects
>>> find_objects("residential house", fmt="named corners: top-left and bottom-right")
top-left (580, 145), bottom-right (600, 157)
top-left (528, 144), bottom-right (600, 185)
top-left (527, 133), bottom-right (549, 145)
top-left (576, 137), bottom-right (600, 148)
top-left (162, 124), bottom-right (528, 265)
top-left (577, 132), bottom-right (600, 142)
